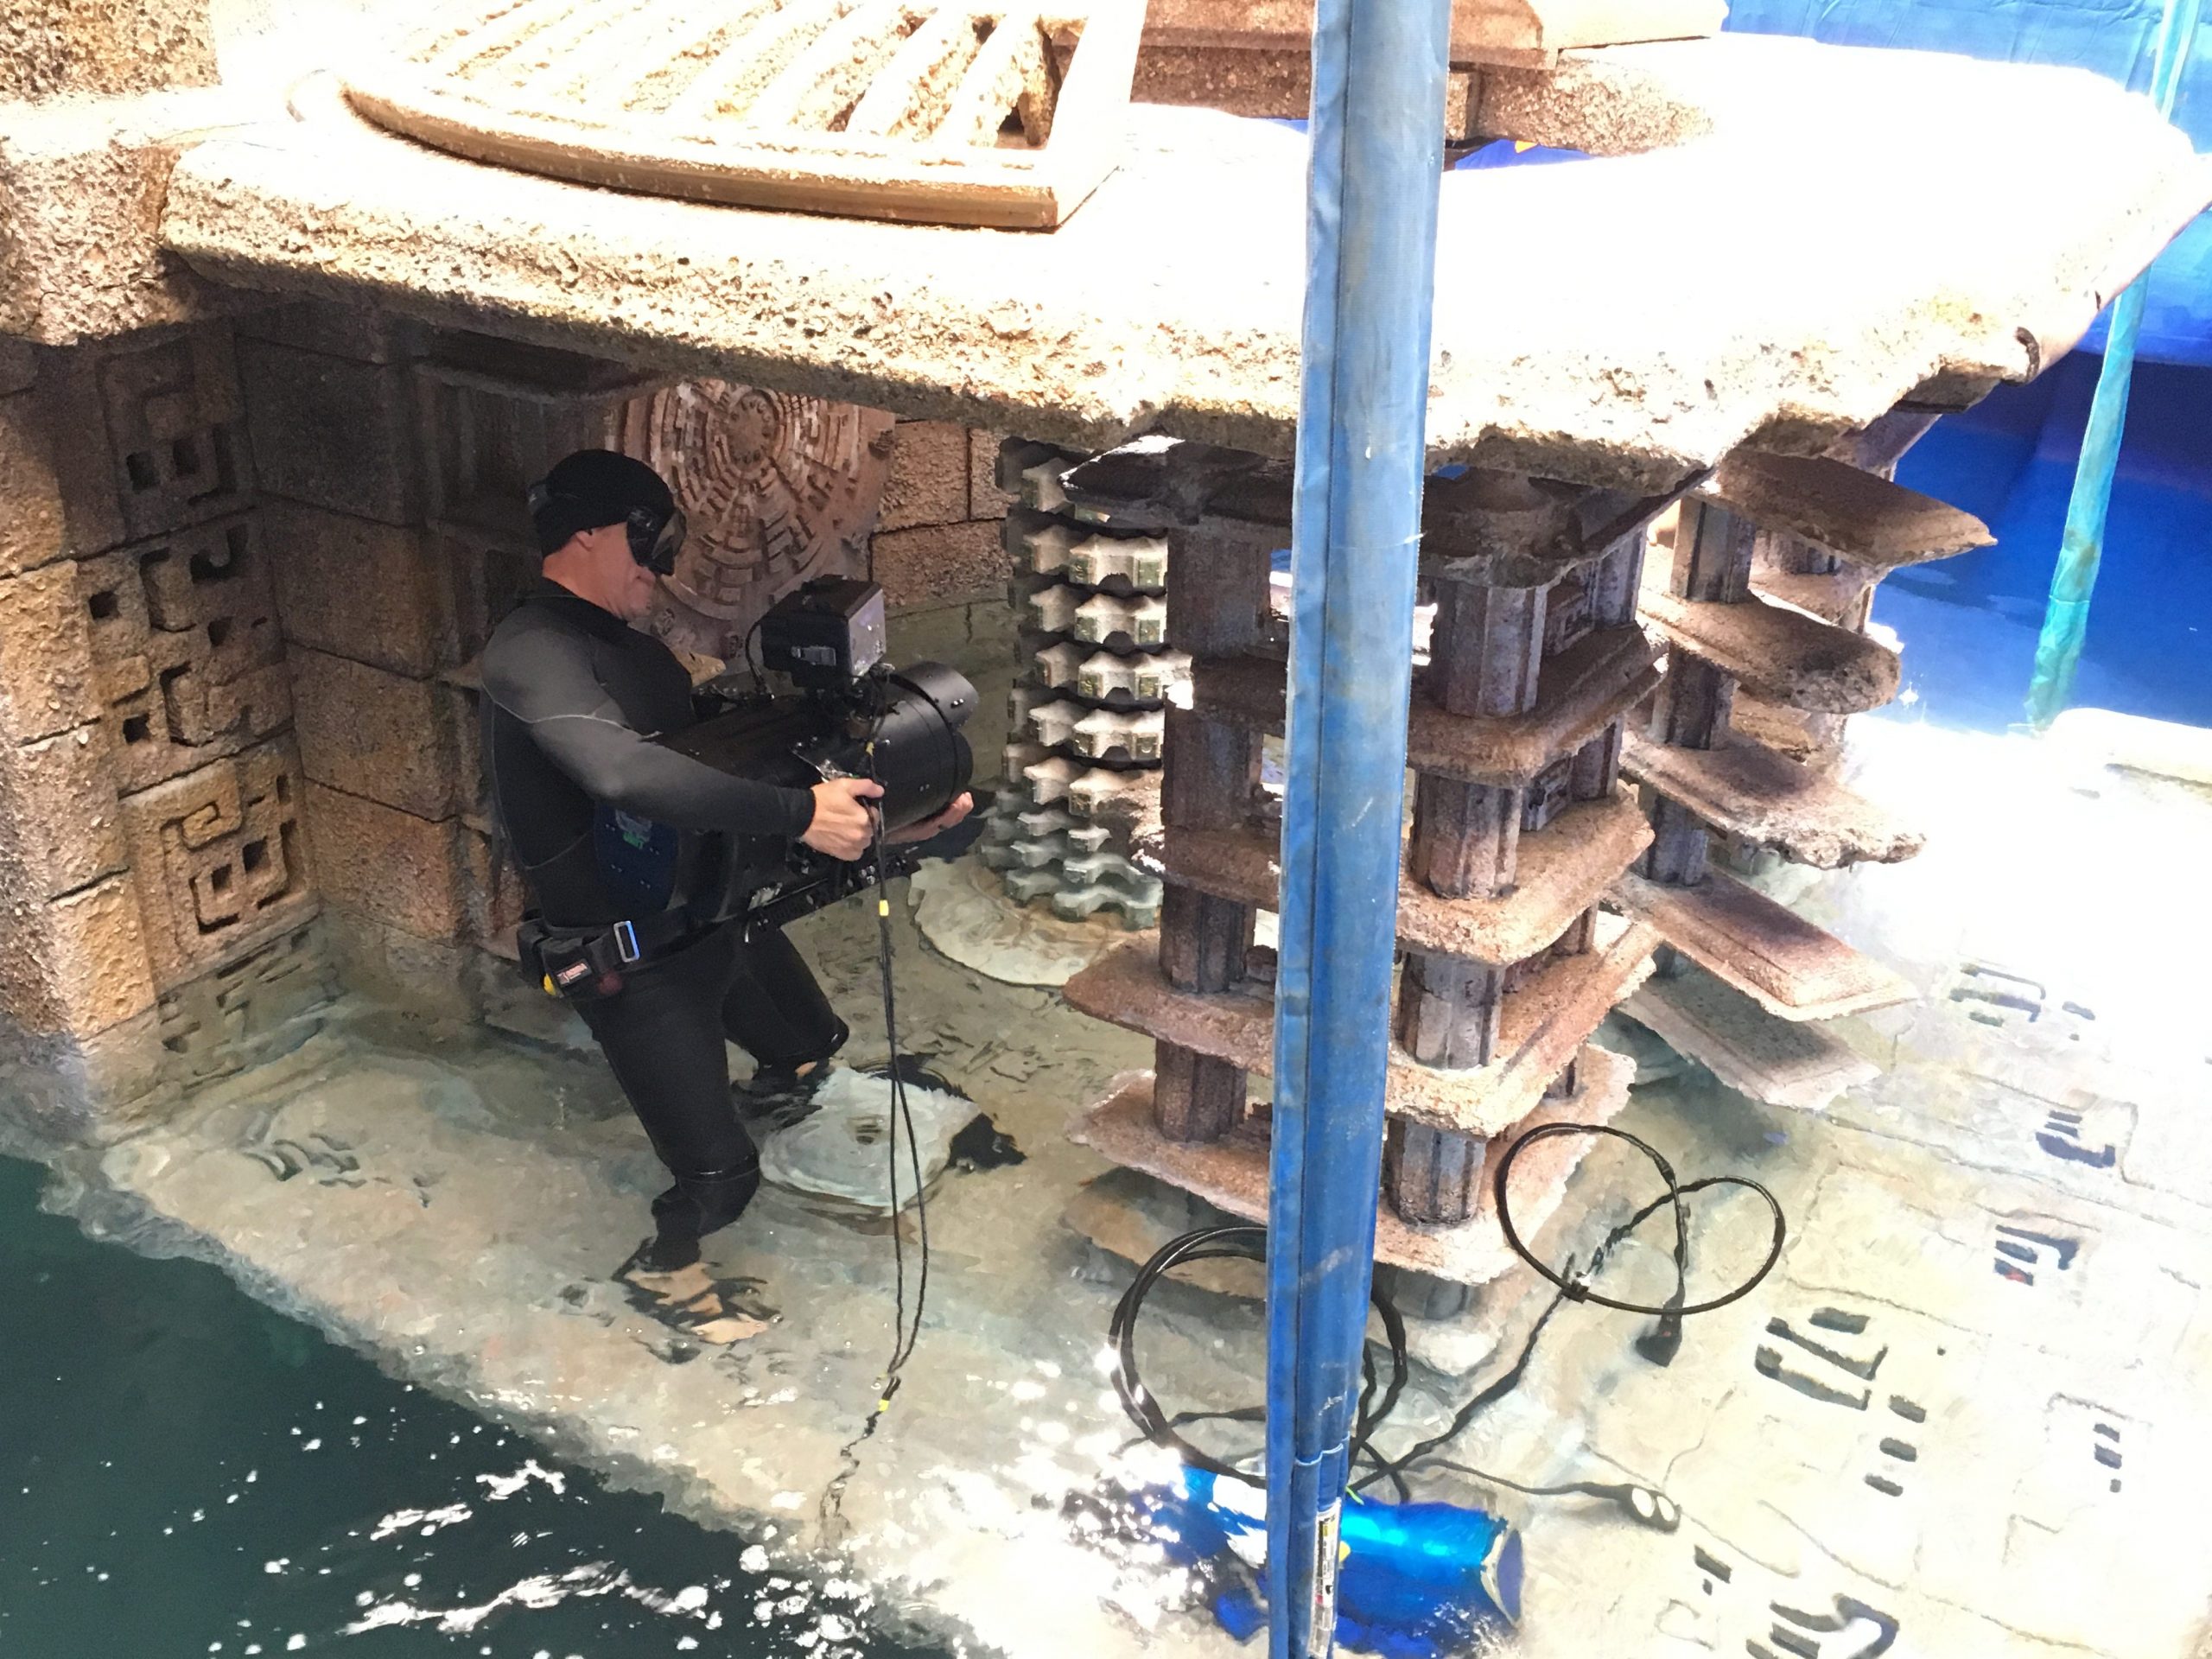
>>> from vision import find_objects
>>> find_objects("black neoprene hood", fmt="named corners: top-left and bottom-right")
top-left (529, 448), bottom-right (677, 556)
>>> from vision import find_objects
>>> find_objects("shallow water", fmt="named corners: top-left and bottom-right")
top-left (0, 1153), bottom-right (946, 1659)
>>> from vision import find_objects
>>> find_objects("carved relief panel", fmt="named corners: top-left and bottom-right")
top-left (79, 512), bottom-right (289, 796)
top-left (97, 331), bottom-right (254, 540)
top-left (119, 740), bottom-right (315, 990)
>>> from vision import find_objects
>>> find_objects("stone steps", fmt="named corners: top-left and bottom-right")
top-left (1638, 586), bottom-right (1901, 715)
top-left (1138, 786), bottom-right (1652, 965)
top-left (1192, 622), bottom-right (1663, 786)
top-left (1699, 451), bottom-right (1993, 571)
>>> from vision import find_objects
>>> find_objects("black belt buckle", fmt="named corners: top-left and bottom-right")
top-left (613, 919), bottom-right (643, 964)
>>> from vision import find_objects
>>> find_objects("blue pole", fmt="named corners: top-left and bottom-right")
top-left (1265, 0), bottom-right (1452, 1647)
top-left (2024, 0), bottom-right (2201, 729)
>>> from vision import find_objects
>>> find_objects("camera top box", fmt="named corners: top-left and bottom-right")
top-left (760, 577), bottom-right (887, 690)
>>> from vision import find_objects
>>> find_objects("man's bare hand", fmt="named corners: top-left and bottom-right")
top-left (803, 777), bottom-right (885, 861)
top-left (886, 791), bottom-right (974, 847)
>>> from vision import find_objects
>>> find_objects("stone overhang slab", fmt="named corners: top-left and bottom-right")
top-left (159, 34), bottom-right (2210, 492)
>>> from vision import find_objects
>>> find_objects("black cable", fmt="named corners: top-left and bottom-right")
top-left (817, 682), bottom-right (934, 1537)
top-left (1107, 1122), bottom-right (1787, 1506)
top-left (1491, 1123), bottom-right (1785, 1319)
top-left (861, 680), bottom-right (930, 1389)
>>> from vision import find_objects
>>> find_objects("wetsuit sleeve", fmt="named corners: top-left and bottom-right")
top-left (482, 629), bottom-right (816, 840)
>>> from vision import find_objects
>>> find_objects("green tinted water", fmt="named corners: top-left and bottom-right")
top-left (0, 1154), bottom-right (948, 1659)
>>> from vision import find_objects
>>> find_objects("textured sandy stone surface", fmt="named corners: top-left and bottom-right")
top-left (302, 781), bottom-right (468, 941)
top-left (0, 0), bottom-right (218, 100)
top-left (238, 336), bottom-right (424, 524)
top-left (870, 517), bottom-right (1007, 609)
top-left (0, 723), bottom-right (128, 901)
top-left (876, 419), bottom-right (971, 531)
top-left (1620, 728), bottom-right (1924, 868)
top-left (163, 36), bottom-right (2209, 490)
top-left (5, 872), bottom-right (160, 1036)
top-left (1701, 450), bottom-right (1993, 571)
top-left (264, 502), bottom-right (460, 679)
top-left (288, 646), bottom-right (467, 821)
top-left (0, 386), bottom-right (69, 577)
top-left (0, 86), bottom-right (249, 343)
top-left (0, 559), bottom-right (99, 744)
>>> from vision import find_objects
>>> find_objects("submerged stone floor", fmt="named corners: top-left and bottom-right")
top-left (15, 716), bottom-right (2212, 1659)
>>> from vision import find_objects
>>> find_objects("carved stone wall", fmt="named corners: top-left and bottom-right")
top-left (0, 289), bottom-right (967, 1126)
top-left (232, 299), bottom-right (908, 1030)
top-left (0, 321), bottom-right (334, 1138)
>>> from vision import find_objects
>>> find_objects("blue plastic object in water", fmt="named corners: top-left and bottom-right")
top-left (1268, 0), bottom-right (1454, 1647)
top-left (1135, 1468), bottom-right (1522, 1658)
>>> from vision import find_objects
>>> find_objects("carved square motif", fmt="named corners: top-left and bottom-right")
top-left (120, 741), bottom-right (316, 990)
top-left (80, 513), bottom-right (290, 796)
top-left (97, 332), bottom-right (254, 539)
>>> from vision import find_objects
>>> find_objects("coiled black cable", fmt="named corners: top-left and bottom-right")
top-left (1108, 1119), bottom-right (1787, 1502)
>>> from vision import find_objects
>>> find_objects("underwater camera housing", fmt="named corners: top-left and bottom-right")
top-left (657, 578), bottom-right (978, 931)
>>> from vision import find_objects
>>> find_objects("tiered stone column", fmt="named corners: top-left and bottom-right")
top-left (1616, 445), bottom-right (1990, 1109)
top-left (1058, 438), bottom-right (1685, 1290)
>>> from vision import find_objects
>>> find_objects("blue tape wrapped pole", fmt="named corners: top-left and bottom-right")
top-left (1265, 0), bottom-right (1452, 1649)
top-left (2024, 0), bottom-right (2202, 729)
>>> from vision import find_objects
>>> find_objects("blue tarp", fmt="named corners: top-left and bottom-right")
top-left (1725, 0), bottom-right (2212, 365)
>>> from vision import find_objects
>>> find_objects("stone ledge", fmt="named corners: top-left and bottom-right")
top-left (1139, 786), bottom-right (1651, 964)
top-left (1622, 965), bottom-right (1876, 1112)
top-left (1700, 452), bottom-right (1992, 571)
top-left (0, 86), bottom-right (251, 344)
top-left (1611, 866), bottom-right (1915, 1020)
top-left (1621, 729), bottom-right (1922, 869)
top-left (1192, 623), bottom-right (1662, 785)
top-left (159, 38), bottom-right (2210, 491)
top-left (1062, 911), bottom-right (1656, 1135)
top-left (1068, 1045), bottom-right (1634, 1286)
top-left (1639, 587), bottom-right (1900, 715)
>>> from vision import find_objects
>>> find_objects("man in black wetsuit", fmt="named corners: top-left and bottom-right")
top-left (480, 449), bottom-right (969, 1318)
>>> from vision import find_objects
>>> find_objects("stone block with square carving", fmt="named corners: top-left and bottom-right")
top-left (119, 742), bottom-right (317, 991)
top-left (79, 513), bottom-right (291, 795)
top-left (153, 922), bottom-right (337, 1087)
top-left (97, 331), bottom-right (252, 539)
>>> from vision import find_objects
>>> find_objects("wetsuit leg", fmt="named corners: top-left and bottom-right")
top-left (575, 926), bottom-right (762, 1267)
top-left (721, 925), bottom-right (849, 1071)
